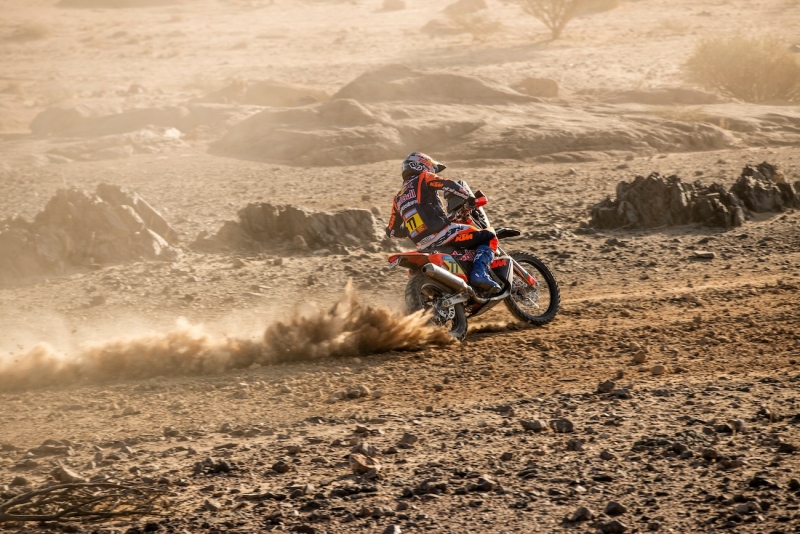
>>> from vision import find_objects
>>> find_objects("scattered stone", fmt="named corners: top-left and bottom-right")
top-left (500, 451), bottom-right (514, 461)
top-left (651, 365), bottom-right (666, 376)
top-left (604, 501), bottom-right (628, 516)
top-left (597, 380), bottom-right (616, 393)
top-left (566, 438), bottom-right (583, 452)
top-left (51, 466), bottom-right (86, 483)
top-left (272, 461), bottom-right (291, 474)
top-left (203, 499), bottom-right (221, 512)
top-left (349, 453), bottom-right (382, 476)
top-left (612, 388), bottom-right (632, 399)
top-left (692, 250), bottom-right (716, 260)
top-left (599, 519), bottom-right (629, 534)
top-left (566, 506), bottom-right (594, 522)
top-left (521, 419), bottom-right (547, 432)
top-left (398, 433), bottom-right (418, 448)
top-left (600, 449), bottom-right (617, 461)
top-left (549, 419), bottom-right (574, 433)
top-left (382, 526), bottom-right (402, 534)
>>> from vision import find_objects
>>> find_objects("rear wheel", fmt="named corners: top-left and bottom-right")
top-left (504, 251), bottom-right (560, 326)
top-left (405, 272), bottom-right (468, 341)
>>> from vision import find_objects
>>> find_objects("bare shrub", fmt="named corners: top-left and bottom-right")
top-left (686, 34), bottom-right (800, 103)
top-left (507, 0), bottom-right (619, 39)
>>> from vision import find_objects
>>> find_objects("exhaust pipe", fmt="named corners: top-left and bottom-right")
top-left (422, 263), bottom-right (472, 293)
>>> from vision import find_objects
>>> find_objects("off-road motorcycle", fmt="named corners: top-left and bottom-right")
top-left (388, 181), bottom-right (560, 340)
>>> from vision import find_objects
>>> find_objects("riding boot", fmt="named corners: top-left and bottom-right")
top-left (470, 245), bottom-right (501, 294)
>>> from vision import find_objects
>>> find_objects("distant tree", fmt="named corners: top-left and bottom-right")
top-left (509, 0), bottom-right (618, 40)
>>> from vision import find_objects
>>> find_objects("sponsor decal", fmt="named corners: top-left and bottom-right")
top-left (399, 199), bottom-right (417, 211)
top-left (404, 209), bottom-right (427, 237)
top-left (396, 188), bottom-right (417, 205)
top-left (491, 259), bottom-right (508, 268)
top-left (451, 249), bottom-right (475, 261)
top-left (417, 234), bottom-right (436, 247)
top-left (454, 233), bottom-right (473, 243)
top-left (443, 256), bottom-right (465, 275)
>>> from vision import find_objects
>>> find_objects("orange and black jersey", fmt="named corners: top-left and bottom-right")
top-left (385, 170), bottom-right (471, 244)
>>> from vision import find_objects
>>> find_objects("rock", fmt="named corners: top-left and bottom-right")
top-left (599, 520), bottom-right (629, 534)
top-left (692, 250), bottom-right (716, 259)
top-left (10, 476), bottom-right (29, 487)
top-left (500, 451), bottom-right (514, 461)
top-left (566, 506), bottom-right (594, 522)
top-left (612, 388), bottom-right (632, 399)
top-left (702, 448), bottom-right (718, 461)
top-left (382, 526), bottom-right (402, 534)
top-left (203, 499), bottom-right (221, 512)
top-left (632, 352), bottom-right (648, 364)
top-left (731, 162), bottom-right (799, 213)
top-left (351, 441), bottom-right (379, 458)
top-left (51, 466), bottom-right (87, 483)
top-left (604, 501), bottom-right (628, 516)
top-left (748, 475), bottom-right (777, 488)
top-left (778, 442), bottom-right (797, 454)
top-left (590, 172), bottom-right (747, 230)
top-left (272, 461), bottom-right (291, 474)
top-left (398, 433), bottom-right (418, 448)
top-left (549, 419), bottom-right (574, 433)
top-left (651, 365), bottom-right (666, 376)
top-left (734, 501), bottom-right (761, 515)
top-left (566, 438), bottom-right (583, 451)
top-left (349, 453), bottom-right (382, 476)
top-left (0, 184), bottom-right (179, 287)
top-left (521, 419), bottom-right (547, 432)
top-left (194, 203), bottom-right (382, 252)
top-left (597, 380), bottom-right (616, 393)
top-left (475, 476), bottom-right (497, 492)
top-left (600, 449), bottom-right (617, 461)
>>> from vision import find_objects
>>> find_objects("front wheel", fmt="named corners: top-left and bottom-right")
top-left (405, 273), bottom-right (468, 341)
top-left (504, 251), bottom-right (560, 326)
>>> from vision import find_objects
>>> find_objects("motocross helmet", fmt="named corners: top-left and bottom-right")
top-left (402, 152), bottom-right (446, 180)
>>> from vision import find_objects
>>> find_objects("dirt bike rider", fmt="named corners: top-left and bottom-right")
top-left (386, 152), bottom-right (501, 294)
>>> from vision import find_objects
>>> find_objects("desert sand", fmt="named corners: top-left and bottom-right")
top-left (1, 0), bottom-right (799, 533)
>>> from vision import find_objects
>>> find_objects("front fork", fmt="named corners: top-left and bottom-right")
top-left (497, 246), bottom-right (537, 289)
top-left (512, 259), bottom-right (538, 289)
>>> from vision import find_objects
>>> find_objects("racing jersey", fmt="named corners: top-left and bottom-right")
top-left (385, 170), bottom-right (471, 244)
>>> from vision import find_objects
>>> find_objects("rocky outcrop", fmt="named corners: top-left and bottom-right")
top-left (194, 203), bottom-right (383, 252)
top-left (0, 184), bottom-right (179, 286)
top-left (589, 162), bottom-right (799, 230)
top-left (731, 162), bottom-right (800, 213)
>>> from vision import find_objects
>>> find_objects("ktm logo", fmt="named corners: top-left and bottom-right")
top-left (454, 233), bottom-right (473, 243)
top-left (429, 180), bottom-right (444, 188)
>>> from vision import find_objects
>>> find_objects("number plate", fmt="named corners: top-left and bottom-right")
top-left (403, 210), bottom-right (427, 237)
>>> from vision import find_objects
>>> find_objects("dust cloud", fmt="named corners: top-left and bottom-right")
top-left (0, 284), bottom-right (451, 393)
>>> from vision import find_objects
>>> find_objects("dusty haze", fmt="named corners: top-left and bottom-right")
top-left (0, 1), bottom-right (799, 533)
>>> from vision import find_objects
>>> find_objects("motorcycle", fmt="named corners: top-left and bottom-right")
top-left (387, 182), bottom-right (560, 340)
